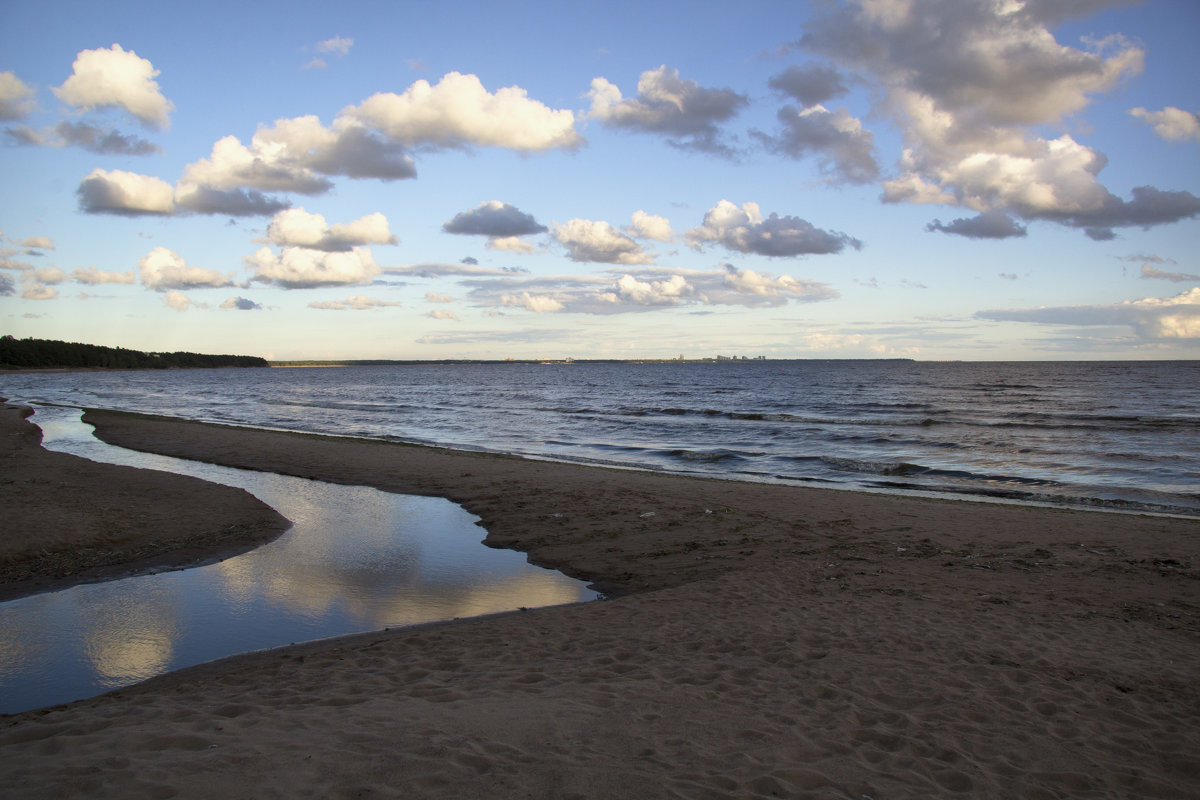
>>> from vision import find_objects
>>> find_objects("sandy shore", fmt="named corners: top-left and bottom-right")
top-left (2, 408), bottom-right (1198, 798)
top-left (0, 404), bottom-right (290, 601)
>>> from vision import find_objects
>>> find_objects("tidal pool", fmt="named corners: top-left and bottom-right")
top-left (0, 406), bottom-right (597, 714)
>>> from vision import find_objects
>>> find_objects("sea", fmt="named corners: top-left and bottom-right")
top-left (4, 359), bottom-right (1199, 518)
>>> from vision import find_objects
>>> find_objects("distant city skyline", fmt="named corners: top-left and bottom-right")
top-left (2, 0), bottom-right (1198, 360)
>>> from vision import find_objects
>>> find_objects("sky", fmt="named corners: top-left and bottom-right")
top-left (1, 0), bottom-right (1198, 361)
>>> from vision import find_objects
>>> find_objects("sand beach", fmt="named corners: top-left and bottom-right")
top-left (1, 404), bottom-right (1198, 798)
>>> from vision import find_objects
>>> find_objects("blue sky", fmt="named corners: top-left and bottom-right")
top-left (1, 0), bottom-right (1197, 360)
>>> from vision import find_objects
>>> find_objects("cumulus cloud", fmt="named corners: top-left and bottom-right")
top-left (345, 71), bottom-right (582, 151)
top-left (163, 290), bottom-right (197, 311)
top-left (501, 291), bottom-right (566, 313)
top-left (139, 247), bottom-right (235, 291)
top-left (316, 36), bottom-right (354, 56)
top-left (626, 211), bottom-right (674, 242)
top-left (0, 273), bottom-right (14, 296)
top-left (266, 208), bottom-right (397, 251)
top-left (53, 44), bottom-right (174, 128)
top-left (795, 1), bottom-right (1199, 236)
top-left (486, 236), bottom-right (536, 254)
top-left (926, 210), bottom-right (1028, 239)
top-left (442, 201), bottom-right (547, 237)
top-left (32, 267), bottom-right (68, 284)
top-left (22, 283), bottom-right (57, 301)
top-left (1141, 264), bottom-right (1200, 283)
top-left (182, 116), bottom-right (416, 198)
top-left (20, 236), bottom-right (55, 252)
top-left (77, 168), bottom-right (176, 216)
top-left (247, 246), bottom-right (381, 289)
top-left (1129, 106), bottom-right (1200, 143)
top-left (977, 287), bottom-right (1200, 340)
top-left (426, 292), bottom-right (455, 303)
top-left (587, 66), bottom-right (747, 154)
top-left (426, 308), bottom-right (459, 320)
top-left (73, 266), bottom-right (136, 285)
top-left (0, 71), bottom-right (36, 120)
top-left (308, 294), bottom-right (402, 310)
top-left (75, 166), bottom-right (287, 218)
top-left (552, 219), bottom-right (653, 265)
top-left (768, 64), bottom-right (848, 107)
top-left (753, 104), bottom-right (878, 183)
top-left (220, 296), bottom-right (263, 310)
top-left (686, 200), bottom-right (862, 257)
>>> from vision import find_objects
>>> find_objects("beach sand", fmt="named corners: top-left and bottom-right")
top-left (2, 407), bottom-right (1198, 798)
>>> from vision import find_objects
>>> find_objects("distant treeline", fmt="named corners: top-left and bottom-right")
top-left (0, 335), bottom-right (268, 370)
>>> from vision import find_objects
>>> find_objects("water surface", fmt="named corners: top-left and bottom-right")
top-left (4, 360), bottom-right (1197, 516)
top-left (0, 406), bottom-right (596, 714)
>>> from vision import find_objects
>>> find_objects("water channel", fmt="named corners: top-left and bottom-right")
top-left (0, 405), bottom-right (597, 714)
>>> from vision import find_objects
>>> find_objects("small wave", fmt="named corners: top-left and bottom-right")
top-left (667, 448), bottom-right (756, 463)
top-left (819, 456), bottom-right (929, 476)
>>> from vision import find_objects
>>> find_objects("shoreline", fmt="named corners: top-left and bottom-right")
top-left (2, 407), bottom-right (1199, 797)
top-left (0, 403), bottom-right (292, 602)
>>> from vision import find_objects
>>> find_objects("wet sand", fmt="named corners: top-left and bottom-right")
top-left (2, 406), bottom-right (1198, 798)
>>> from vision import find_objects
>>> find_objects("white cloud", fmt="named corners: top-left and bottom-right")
top-left (685, 200), bottom-right (862, 256)
top-left (426, 308), bottom-right (459, 320)
top-left (32, 267), bottom-right (68, 285)
top-left (598, 273), bottom-right (690, 307)
top-left (797, 1), bottom-right (1199, 236)
top-left (977, 287), bottom-right (1200, 340)
top-left (69, 266), bottom-right (135, 286)
top-left (308, 294), bottom-right (402, 310)
top-left (586, 66), bottom-right (747, 154)
top-left (182, 133), bottom-right (334, 195)
top-left (485, 236), bottom-right (536, 254)
top-left (501, 291), bottom-right (566, 313)
top-left (247, 246), bottom-right (381, 289)
top-left (266, 208), bottom-right (397, 251)
top-left (344, 71), bottom-right (582, 151)
top-left (20, 236), bottom-right (55, 251)
top-left (52, 44), bottom-right (174, 128)
top-left (1130, 106), bottom-right (1200, 143)
top-left (77, 168), bottom-right (175, 216)
top-left (138, 247), bottom-right (235, 291)
top-left (181, 115), bottom-right (416, 199)
top-left (552, 219), bottom-right (653, 264)
top-left (22, 283), bottom-right (57, 301)
top-left (0, 71), bottom-right (37, 120)
top-left (627, 211), bottom-right (674, 242)
top-left (425, 291), bottom-right (455, 303)
top-left (316, 36), bottom-right (354, 56)
top-left (164, 290), bottom-right (197, 311)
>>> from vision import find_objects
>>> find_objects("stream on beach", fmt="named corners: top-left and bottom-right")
top-left (0, 405), bottom-right (597, 715)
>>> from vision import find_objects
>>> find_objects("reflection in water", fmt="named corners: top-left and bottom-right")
top-left (0, 406), bottom-right (597, 714)
top-left (79, 582), bottom-right (180, 688)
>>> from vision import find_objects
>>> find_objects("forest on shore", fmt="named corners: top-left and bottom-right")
top-left (0, 336), bottom-right (268, 370)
